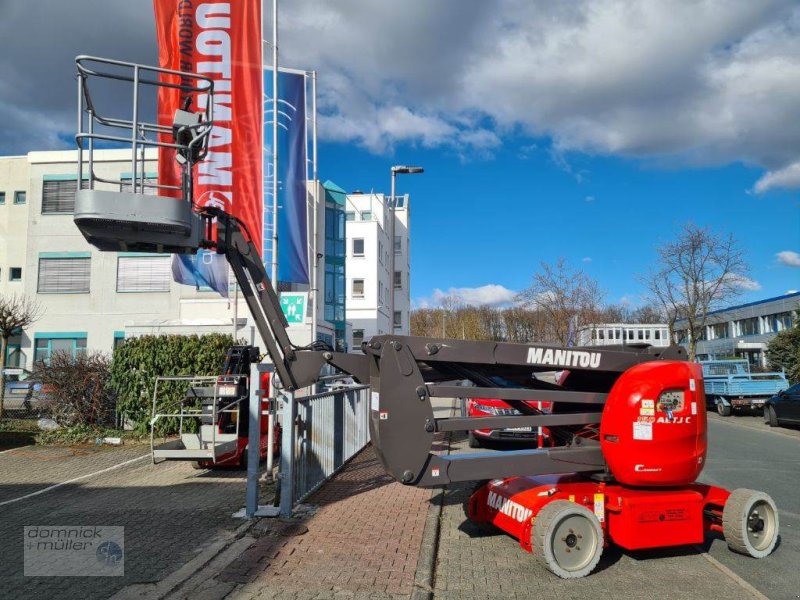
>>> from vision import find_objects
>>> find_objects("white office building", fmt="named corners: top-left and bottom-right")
top-left (674, 292), bottom-right (799, 366)
top-left (578, 323), bottom-right (671, 347)
top-left (0, 149), bottom-right (339, 368)
top-left (344, 192), bottom-right (411, 349)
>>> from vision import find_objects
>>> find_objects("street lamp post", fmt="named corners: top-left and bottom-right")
top-left (389, 165), bottom-right (423, 334)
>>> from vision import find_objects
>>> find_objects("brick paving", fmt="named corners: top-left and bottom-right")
top-left (216, 445), bottom-right (431, 600)
top-left (433, 432), bottom-right (758, 600)
top-left (0, 444), bottom-right (270, 600)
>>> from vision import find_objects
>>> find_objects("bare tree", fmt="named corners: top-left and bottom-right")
top-left (643, 223), bottom-right (748, 359)
top-left (517, 258), bottom-right (604, 345)
top-left (0, 294), bottom-right (43, 418)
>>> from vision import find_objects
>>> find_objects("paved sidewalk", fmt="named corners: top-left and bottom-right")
top-left (195, 445), bottom-right (432, 600)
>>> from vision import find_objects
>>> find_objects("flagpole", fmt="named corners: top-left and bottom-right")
top-left (271, 0), bottom-right (279, 286)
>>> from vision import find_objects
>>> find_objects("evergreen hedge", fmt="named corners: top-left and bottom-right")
top-left (109, 333), bottom-right (234, 433)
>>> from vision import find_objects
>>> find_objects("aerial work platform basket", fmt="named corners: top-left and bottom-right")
top-left (150, 375), bottom-right (247, 465)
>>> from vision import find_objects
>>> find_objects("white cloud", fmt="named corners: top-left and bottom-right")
top-left (786, 289), bottom-right (799, 294)
top-left (1, 0), bottom-right (799, 187)
top-left (584, 196), bottom-right (595, 203)
top-left (777, 250), bottom-right (800, 267)
top-left (276, 0), bottom-right (800, 178)
top-left (726, 274), bottom-right (762, 291)
top-left (753, 162), bottom-right (800, 193)
top-left (420, 284), bottom-right (518, 307)
top-left (582, 256), bottom-right (593, 263)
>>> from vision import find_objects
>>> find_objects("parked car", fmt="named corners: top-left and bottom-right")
top-left (764, 383), bottom-right (800, 427)
top-left (2, 368), bottom-right (45, 413)
top-left (463, 397), bottom-right (554, 448)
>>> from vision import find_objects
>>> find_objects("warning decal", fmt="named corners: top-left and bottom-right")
top-left (633, 421), bottom-right (653, 441)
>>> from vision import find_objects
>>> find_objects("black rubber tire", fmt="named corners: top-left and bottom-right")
top-left (533, 500), bottom-right (603, 579)
top-left (468, 431), bottom-right (482, 448)
top-left (766, 406), bottom-right (779, 427)
top-left (190, 461), bottom-right (205, 470)
top-left (722, 488), bottom-right (779, 558)
top-left (717, 402), bottom-right (731, 417)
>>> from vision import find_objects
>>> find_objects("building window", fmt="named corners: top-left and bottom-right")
top-left (42, 179), bottom-right (86, 213)
top-left (736, 317), bottom-right (759, 337)
top-left (768, 312), bottom-right (793, 332)
top-left (394, 270), bottom-right (402, 289)
top-left (116, 255), bottom-right (171, 292)
top-left (113, 332), bottom-right (126, 350)
top-left (709, 322), bottom-right (728, 339)
top-left (345, 211), bottom-right (355, 222)
top-left (13, 191), bottom-right (26, 204)
top-left (379, 280), bottom-right (384, 304)
top-left (654, 330), bottom-right (661, 340)
top-left (378, 240), bottom-right (384, 264)
top-left (38, 257), bottom-right (91, 293)
top-left (393, 311), bottom-right (402, 328)
top-left (34, 334), bottom-right (87, 364)
top-left (361, 210), bottom-right (372, 221)
top-left (352, 238), bottom-right (364, 257)
top-left (353, 329), bottom-right (364, 347)
top-left (352, 279), bottom-right (364, 298)
top-left (10, 267), bottom-right (22, 282)
top-left (598, 330), bottom-right (605, 341)
top-left (394, 236), bottom-right (402, 253)
top-left (0, 192), bottom-right (5, 204)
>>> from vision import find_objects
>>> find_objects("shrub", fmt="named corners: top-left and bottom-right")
top-left (109, 333), bottom-right (235, 434)
top-left (33, 351), bottom-right (115, 427)
top-left (766, 318), bottom-right (800, 384)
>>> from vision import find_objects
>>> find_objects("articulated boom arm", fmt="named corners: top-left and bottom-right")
top-left (210, 209), bottom-right (370, 391)
top-left (71, 55), bottom-right (689, 490)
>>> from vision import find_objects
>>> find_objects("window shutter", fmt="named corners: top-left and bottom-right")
top-left (117, 256), bottom-right (171, 292)
top-left (42, 180), bottom-right (82, 213)
top-left (38, 258), bottom-right (91, 293)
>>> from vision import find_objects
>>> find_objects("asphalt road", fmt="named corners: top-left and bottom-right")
top-left (433, 402), bottom-right (800, 600)
top-left (700, 412), bottom-right (800, 600)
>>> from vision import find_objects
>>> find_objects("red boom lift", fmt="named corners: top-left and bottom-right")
top-left (71, 56), bottom-right (779, 579)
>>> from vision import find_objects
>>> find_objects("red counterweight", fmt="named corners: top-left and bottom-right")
top-left (600, 361), bottom-right (707, 487)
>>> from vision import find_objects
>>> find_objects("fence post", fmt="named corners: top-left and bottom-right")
top-left (245, 362), bottom-right (261, 518)
top-left (279, 389), bottom-right (296, 517)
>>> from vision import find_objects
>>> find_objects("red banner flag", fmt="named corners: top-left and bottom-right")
top-left (153, 0), bottom-right (263, 253)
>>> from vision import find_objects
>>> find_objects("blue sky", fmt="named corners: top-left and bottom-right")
top-left (320, 136), bottom-right (800, 308)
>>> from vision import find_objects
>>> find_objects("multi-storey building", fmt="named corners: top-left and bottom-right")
top-left (0, 149), bottom-right (345, 367)
top-left (674, 292), bottom-right (799, 366)
top-left (344, 192), bottom-right (411, 349)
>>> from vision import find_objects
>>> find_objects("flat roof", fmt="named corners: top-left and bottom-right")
top-left (706, 291), bottom-right (800, 317)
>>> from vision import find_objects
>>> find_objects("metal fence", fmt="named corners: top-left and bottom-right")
top-left (292, 385), bottom-right (371, 503)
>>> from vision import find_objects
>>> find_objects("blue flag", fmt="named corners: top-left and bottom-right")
top-left (171, 251), bottom-right (229, 297)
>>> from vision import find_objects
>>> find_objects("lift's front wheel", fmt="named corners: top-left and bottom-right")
top-left (533, 500), bottom-right (603, 578)
top-left (723, 488), bottom-right (779, 558)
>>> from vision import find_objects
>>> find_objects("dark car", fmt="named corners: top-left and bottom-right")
top-left (764, 383), bottom-right (800, 427)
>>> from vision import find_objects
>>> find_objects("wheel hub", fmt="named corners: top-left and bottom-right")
top-left (553, 515), bottom-right (597, 571)
top-left (746, 501), bottom-right (776, 551)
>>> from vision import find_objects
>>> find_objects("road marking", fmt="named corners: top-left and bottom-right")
top-left (0, 454), bottom-right (149, 508)
top-left (695, 547), bottom-right (769, 600)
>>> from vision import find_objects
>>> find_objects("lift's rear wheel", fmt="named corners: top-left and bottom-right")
top-left (533, 500), bottom-right (603, 578)
top-left (723, 488), bottom-right (779, 558)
